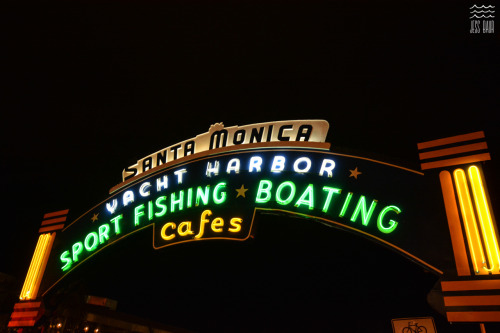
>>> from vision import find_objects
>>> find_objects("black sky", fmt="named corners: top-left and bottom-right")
top-left (2, 0), bottom-right (499, 332)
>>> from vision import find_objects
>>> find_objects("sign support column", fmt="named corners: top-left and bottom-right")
top-left (8, 209), bottom-right (69, 328)
top-left (417, 131), bottom-right (500, 329)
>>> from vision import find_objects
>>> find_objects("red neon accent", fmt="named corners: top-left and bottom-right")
top-left (13, 302), bottom-right (41, 309)
top-left (446, 311), bottom-right (500, 322)
top-left (8, 320), bottom-right (36, 327)
top-left (417, 131), bottom-right (485, 150)
top-left (441, 279), bottom-right (500, 291)
top-left (41, 216), bottom-right (67, 226)
top-left (419, 142), bottom-right (488, 160)
top-left (420, 153), bottom-right (491, 170)
top-left (38, 224), bottom-right (64, 233)
top-left (43, 209), bottom-right (69, 219)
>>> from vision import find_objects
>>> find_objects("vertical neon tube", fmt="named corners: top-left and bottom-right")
top-left (26, 234), bottom-right (50, 299)
top-left (468, 165), bottom-right (500, 273)
top-left (339, 192), bottom-right (353, 217)
top-left (454, 168), bottom-right (487, 275)
top-left (20, 233), bottom-right (54, 300)
top-left (439, 170), bottom-right (471, 276)
top-left (20, 234), bottom-right (46, 299)
top-left (31, 233), bottom-right (54, 298)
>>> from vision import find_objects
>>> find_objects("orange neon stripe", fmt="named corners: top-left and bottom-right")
top-left (454, 169), bottom-right (487, 275)
top-left (444, 295), bottom-right (500, 306)
top-left (446, 311), bottom-right (500, 322)
top-left (43, 209), bottom-right (69, 219)
top-left (8, 320), bottom-right (36, 327)
top-left (38, 224), bottom-right (64, 233)
top-left (469, 165), bottom-right (500, 274)
top-left (419, 142), bottom-right (488, 160)
top-left (13, 302), bottom-right (41, 309)
top-left (439, 171), bottom-right (471, 276)
top-left (441, 279), bottom-right (500, 291)
top-left (41, 216), bottom-right (67, 225)
top-left (421, 153), bottom-right (491, 170)
top-left (11, 311), bottom-right (39, 319)
top-left (417, 131), bottom-right (485, 150)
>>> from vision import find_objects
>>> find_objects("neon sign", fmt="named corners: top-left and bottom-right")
top-left (121, 120), bottom-right (330, 182)
top-left (41, 149), bottom-right (432, 290)
top-left (36, 120), bottom-right (456, 298)
top-left (14, 122), bottom-right (500, 331)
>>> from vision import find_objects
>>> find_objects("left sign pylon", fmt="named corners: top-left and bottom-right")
top-left (8, 209), bottom-right (69, 328)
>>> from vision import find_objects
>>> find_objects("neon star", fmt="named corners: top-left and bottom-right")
top-left (349, 167), bottom-right (362, 179)
top-left (91, 213), bottom-right (99, 222)
top-left (236, 185), bottom-right (249, 198)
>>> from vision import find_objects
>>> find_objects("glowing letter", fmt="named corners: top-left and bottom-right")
top-left (377, 205), bottom-right (400, 234)
top-left (174, 168), bottom-right (187, 184)
top-left (213, 182), bottom-right (227, 204)
top-left (350, 196), bottom-right (377, 226)
top-left (187, 188), bottom-right (193, 208)
top-left (60, 251), bottom-right (72, 271)
top-left (196, 186), bottom-right (210, 206)
top-left (72, 242), bottom-right (83, 262)
top-left (276, 181), bottom-right (296, 205)
top-left (226, 158), bottom-right (241, 174)
top-left (296, 124), bottom-right (312, 141)
top-left (322, 186), bottom-right (341, 213)
top-left (139, 182), bottom-right (151, 197)
top-left (171, 190), bottom-right (184, 212)
top-left (293, 157), bottom-right (311, 174)
top-left (184, 141), bottom-right (195, 156)
top-left (106, 199), bottom-right (118, 214)
top-left (98, 224), bottom-right (110, 244)
top-left (195, 210), bottom-right (212, 239)
top-left (178, 222), bottom-right (194, 236)
top-left (142, 157), bottom-right (152, 172)
top-left (233, 130), bottom-right (245, 144)
top-left (134, 204), bottom-right (145, 226)
top-left (319, 159), bottom-right (335, 178)
top-left (161, 222), bottom-right (176, 240)
top-left (210, 129), bottom-right (228, 149)
top-left (295, 184), bottom-right (314, 210)
top-left (84, 232), bottom-right (99, 252)
top-left (271, 156), bottom-right (286, 173)
top-left (211, 217), bottom-right (224, 232)
top-left (206, 160), bottom-right (220, 177)
top-left (256, 180), bottom-right (272, 203)
top-left (229, 217), bottom-right (242, 233)
top-left (156, 175), bottom-right (168, 191)
top-left (110, 215), bottom-right (122, 234)
top-left (278, 125), bottom-right (292, 141)
top-left (123, 190), bottom-right (135, 207)
top-left (155, 196), bottom-right (167, 217)
top-left (249, 156), bottom-right (262, 172)
top-left (339, 192), bottom-right (353, 217)
top-left (148, 201), bottom-right (154, 220)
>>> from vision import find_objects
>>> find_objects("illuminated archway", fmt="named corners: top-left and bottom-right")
top-left (9, 121), bottom-right (500, 330)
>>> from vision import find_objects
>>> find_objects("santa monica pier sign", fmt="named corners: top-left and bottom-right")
top-left (42, 119), bottom-right (440, 287)
top-left (12, 119), bottom-right (500, 328)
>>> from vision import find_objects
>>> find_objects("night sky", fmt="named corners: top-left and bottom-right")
top-left (2, 0), bottom-right (499, 332)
